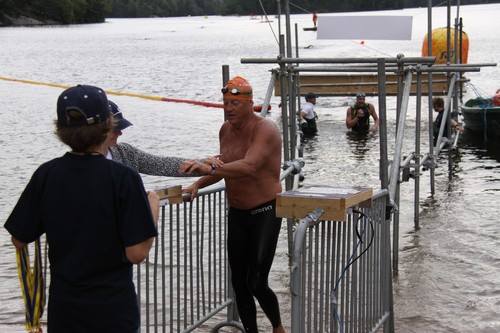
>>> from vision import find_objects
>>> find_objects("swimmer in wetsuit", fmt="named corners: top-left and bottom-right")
top-left (182, 76), bottom-right (286, 333)
top-left (346, 92), bottom-right (379, 133)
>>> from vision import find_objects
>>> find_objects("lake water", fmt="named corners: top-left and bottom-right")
top-left (1, 4), bottom-right (500, 332)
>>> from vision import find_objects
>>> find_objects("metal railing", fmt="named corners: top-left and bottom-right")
top-left (290, 190), bottom-right (394, 333)
top-left (135, 185), bottom-right (241, 332)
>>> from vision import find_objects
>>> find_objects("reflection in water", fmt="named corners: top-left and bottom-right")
top-left (345, 130), bottom-right (376, 161)
top-left (301, 133), bottom-right (319, 156)
top-left (460, 129), bottom-right (500, 163)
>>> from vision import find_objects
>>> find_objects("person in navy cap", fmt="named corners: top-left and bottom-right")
top-left (105, 99), bottom-right (223, 176)
top-left (4, 85), bottom-right (159, 332)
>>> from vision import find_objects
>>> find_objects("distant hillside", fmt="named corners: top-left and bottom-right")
top-left (0, 0), bottom-right (111, 26)
top-left (1, 0), bottom-right (500, 26)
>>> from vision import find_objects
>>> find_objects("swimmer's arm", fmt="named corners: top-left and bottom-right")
top-left (183, 175), bottom-right (224, 201)
top-left (213, 122), bottom-right (280, 178)
top-left (194, 175), bottom-right (224, 189)
top-left (369, 104), bottom-right (379, 129)
top-left (368, 104), bottom-right (379, 131)
top-left (346, 108), bottom-right (358, 128)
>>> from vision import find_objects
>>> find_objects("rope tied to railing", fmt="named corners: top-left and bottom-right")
top-left (280, 158), bottom-right (304, 181)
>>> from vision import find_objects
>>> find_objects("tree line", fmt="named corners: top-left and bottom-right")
top-left (1, 0), bottom-right (499, 25)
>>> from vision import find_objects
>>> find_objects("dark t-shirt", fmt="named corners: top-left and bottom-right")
top-left (4, 152), bottom-right (157, 332)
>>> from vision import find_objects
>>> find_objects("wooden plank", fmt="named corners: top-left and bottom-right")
top-left (275, 73), bottom-right (459, 96)
top-left (276, 185), bottom-right (373, 221)
top-left (156, 185), bottom-right (183, 204)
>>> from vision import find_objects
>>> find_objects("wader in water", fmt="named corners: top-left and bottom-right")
top-left (301, 117), bottom-right (318, 136)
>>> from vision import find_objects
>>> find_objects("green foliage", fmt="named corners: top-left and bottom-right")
top-left (0, 0), bottom-right (498, 25)
top-left (0, 0), bottom-right (111, 24)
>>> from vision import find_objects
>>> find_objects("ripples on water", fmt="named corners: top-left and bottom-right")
top-left (1, 4), bottom-right (500, 332)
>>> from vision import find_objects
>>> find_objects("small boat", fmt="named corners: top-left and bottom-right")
top-left (461, 97), bottom-right (500, 136)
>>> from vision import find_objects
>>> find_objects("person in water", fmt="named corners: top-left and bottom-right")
top-left (4, 85), bottom-right (159, 332)
top-left (182, 76), bottom-right (286, 333)
top-left (492, 89), bottom-right (500, 106)
top-left (432, 97), bottom-right (463, 146)
top-left (300, 92), bottom-right (318, 136)
top-left (345, 92), bottom-right (379, 133)
top-left (106, 100), bottom-right (221, 175)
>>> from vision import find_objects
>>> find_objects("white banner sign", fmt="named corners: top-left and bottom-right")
top-left (317, 16), bottom-right (413, 40)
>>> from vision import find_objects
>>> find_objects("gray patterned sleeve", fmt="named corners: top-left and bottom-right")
top-left (110, 142), bottom-right (200, 177)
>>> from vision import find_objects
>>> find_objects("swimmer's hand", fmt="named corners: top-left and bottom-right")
top-left (204, 154), bottom-right (224, 168)
top-left (183, 183), bottom-right (199, 201)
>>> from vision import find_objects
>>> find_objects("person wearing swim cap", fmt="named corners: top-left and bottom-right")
top-left (346, 92), bottom-right (379, 133)
top-left (182, 76), bottom-right (286, 333)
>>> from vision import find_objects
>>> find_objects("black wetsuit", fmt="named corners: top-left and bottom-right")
top-left (350, 104), bottom-right (371, 132)
top-left (433, 111), bottom-right (458, 146)
top-left (228, 200), bottom-right (282, 333)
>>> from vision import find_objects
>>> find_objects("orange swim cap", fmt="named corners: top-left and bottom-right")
top-left (222, 76), bottom-right (253, 101)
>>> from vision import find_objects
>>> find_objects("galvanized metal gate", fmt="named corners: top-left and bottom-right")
top-left (290, 190), bottom-right (394, 333)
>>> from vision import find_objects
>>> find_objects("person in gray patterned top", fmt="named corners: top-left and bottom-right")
top-left (107, 101), bottom-right (221, 176)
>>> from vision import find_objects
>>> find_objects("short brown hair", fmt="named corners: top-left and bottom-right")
top-left (55, 117), bottom-right (115, 153)
top-left (432, 97), bottom-right (444, 109)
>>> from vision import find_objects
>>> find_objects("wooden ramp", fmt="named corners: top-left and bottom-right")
top-left (275, 73), bottom-right (459, 96)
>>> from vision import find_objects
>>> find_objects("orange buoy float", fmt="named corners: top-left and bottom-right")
top-left (422, 27), bottom-right (469, 64)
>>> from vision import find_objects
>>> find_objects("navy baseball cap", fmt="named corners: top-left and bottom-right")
top-left (57, 85), bottom-right (111, 127)
top-left (305, 92), bottom-right (317, 100)
top-left (108, 100), bottom-right (133, 131)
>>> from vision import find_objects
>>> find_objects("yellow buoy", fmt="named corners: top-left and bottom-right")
top-left (422, 27), bottom-right (469, 64)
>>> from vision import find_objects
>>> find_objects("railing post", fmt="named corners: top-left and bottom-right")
top-left (415, 68), bottom-right (422, 230)
top-left (260, 72), bottom-right (276, 118)
top-left (427, 0), bottom-right (436, 196)
top-left (222, 65), bottom-right (229, 122)
top-left (389, 69), bottom-right (413, 274)
top-left (377, 59), bottom-right (389, 190)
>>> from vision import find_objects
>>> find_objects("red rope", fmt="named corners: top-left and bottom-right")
top-left (159, 97), bottom-right (270, 112)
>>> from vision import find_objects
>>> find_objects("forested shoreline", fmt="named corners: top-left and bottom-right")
top-left (1, 0), bottom-right (499, 26)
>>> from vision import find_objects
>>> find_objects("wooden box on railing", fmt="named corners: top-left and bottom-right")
top-left (276, 185), bottom-right (373, 221)
top-left (156, 185), bottom-right (183, 204)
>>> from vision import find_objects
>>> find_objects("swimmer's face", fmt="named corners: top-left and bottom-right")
top-left (356, 96), bottom-right (365, 105)
top-left (223, 98), bottom-right (253, 124)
